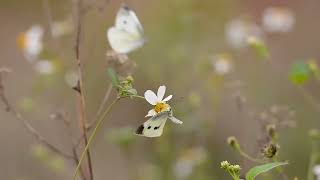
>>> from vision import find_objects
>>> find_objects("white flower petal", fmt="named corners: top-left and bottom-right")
top-left (145, 109), bottom-right (157, 117)
top-left (163, 95), bottom-right (173, 102)
top-left (144, 90), bottom-right (158, 105)
top-left (157, 85), bottom-right (166, 101)
top-left (314, 165), bottom-right (320, 175)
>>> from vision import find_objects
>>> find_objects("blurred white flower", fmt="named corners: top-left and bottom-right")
top-left (314, 165), bottom-right (320, 180)
top-left (51, 17), bottom-right (74, 38)
top-left (17, 25), bottom-right (44, 62)
top-left (225, 19), bottom-right (263, 49)
top-left (211, 54), bottom-right (233, 75)
top-left (64, 70), bottom-right (79, 88)
top-left (34, 60), bottom-right (55, 74)
top-left (144, 85), bottom-right (172, 117)
top-left (174, 147), bottom-right (207, 179)
top-left (262, 7), bottom-right (295, 33)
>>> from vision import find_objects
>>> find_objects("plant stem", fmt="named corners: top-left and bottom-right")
top-left (272, 157), bottom-right (289, 180)
top-left (86, 84), bottom-right (113, 131)
top-left (238, 148), bottom-right (265, 163)
top-left (72, 98), bottom-right (120, 180)
top-left (0, 72), bottom-right (74, 160)
top-left (307, 140), bottom-right (319, 180)
top-left (72, 0), bottom-right (94, 179)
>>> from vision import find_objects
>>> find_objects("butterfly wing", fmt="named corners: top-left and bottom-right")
top-left (115, 5), bottom-right (144, 35)
top-left (107, 5), bottom-right (145, 54)
top-left (107, 27), bottom-right (144, 54)
top-left (135, 111), bottom-right (169, 137)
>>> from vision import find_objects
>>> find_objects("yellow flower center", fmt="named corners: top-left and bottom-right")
top-left (154, 102), bottom-right (168, 113)
top-left (17, 32), bottom-right (27, 49)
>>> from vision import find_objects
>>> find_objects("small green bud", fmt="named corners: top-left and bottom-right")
top-left (227, 136), bottom-right (240, 150)
top-left (220, 161), bottom-right (230, 169)
top-left (230, 164), bottom-right (241, 173)
top-left (126, 75), bottom-right (134, 82)
top-left (220, 161), bottom-right (241, 179)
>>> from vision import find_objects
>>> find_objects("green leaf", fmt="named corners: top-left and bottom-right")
top-left (289, 62), bottom-right (311, 85)
top-left (246, 162), bottom-right (288, 180)
top-left (107, 68), bottom-right (119, 87)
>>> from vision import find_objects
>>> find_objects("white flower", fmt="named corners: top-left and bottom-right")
top-left (144, 85), bottom-right (173, 117)
top-left (314, 165), bottom-right (320, 180)
top-left (211, 54), bottom-right (233, 75)
top-left (17, 25), bottom-right (44, 62)
top-left (225, 19), bottom-right (263, 49)
top-left (262, 7), bottom-right (295, 33)
top-left (34, 60), bottom-right (55, 74)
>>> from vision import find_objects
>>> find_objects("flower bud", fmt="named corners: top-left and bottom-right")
top-left (266, 124), bottom-right (277, 140)
top-left (220, 161), bottom-right (230, 169)
top-left (227, 136), bottom-right (240, 150)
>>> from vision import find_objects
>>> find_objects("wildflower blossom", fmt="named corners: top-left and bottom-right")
top-left (144, 85), bottom-right (173, 117)
top-left (225, 19), bottom-right (263, 49)
top-left (314, 165), bottom-right (320, 180)
top-left (262, 7), bottom-right (295, 33)
top-left (211, 54), bottom-right (233, 75)
top-left (34, 60), bottom-right (55, 75)
top-left (136, 85), bottom-right (182, 137)
top-left (17, 25), bottom-right (44, 62)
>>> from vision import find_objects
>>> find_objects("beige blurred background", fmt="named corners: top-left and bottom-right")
top-left (1, 0), bottom-right (320, 179)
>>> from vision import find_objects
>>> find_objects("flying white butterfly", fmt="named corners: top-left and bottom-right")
top-left (107, 5), bottom-right (145, 54)
top-left (135, 109), bottom-right (183, 138)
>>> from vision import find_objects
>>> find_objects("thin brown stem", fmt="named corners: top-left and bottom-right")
top-left (0, 72), bottom-right (73, 160)
top-left (55, 112), bottom-right (86, 180)
top-left (73, 0), bottom-right (94, 179)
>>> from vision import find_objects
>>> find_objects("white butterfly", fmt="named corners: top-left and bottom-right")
top-left (135, 109), bottom-right (183, 138)
top-left (107, 5), bottom-right (145, 54)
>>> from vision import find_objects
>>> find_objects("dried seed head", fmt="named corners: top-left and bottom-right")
top-left (227, 136), bottom-right (240, 150)
top-left (106, 50), bottom-right (136, 77)
top-left (261, 143), bottom-right (279, 159)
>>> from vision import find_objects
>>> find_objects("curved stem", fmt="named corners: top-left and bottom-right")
top-left (72, 94), bottom-right (145, 180)
top-left (130, 95), bottom-right (145, 99)
top-left (238, 149), bottom-right (265, 163)
top-left (72, 98), bottom-right (119, 180)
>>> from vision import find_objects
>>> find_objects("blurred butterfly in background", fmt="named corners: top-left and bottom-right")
top-left (107, 4), bottom-right (145, 54)
top-left (136, 109), bottom-right (183, 138)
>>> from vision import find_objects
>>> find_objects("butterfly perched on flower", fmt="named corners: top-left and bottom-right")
top-left (136, 85), bottom-right (182, 137)
top-left (107, 4), bottom-right (145, 54)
